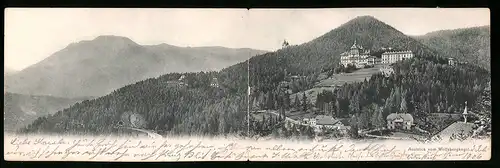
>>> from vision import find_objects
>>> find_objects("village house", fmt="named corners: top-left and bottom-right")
top-left (165, 75), bottom-right (188, 87)
top-left (315, 115), bottom-right (342, 129)
top-left (381, 47), bottom-right (393, 50)
top-left (337, 125), bottom-right (351, 134)
top-left (448, 58), bottom-right (456, 66)
top-left (302, 118), bottom-right (311, 125)
top-left (386, 113), bottom-right (414, 130)
top-left (178, 75), bottom-right (188, 86)
top-left (432, 102), bottom-right (480, 140)
top-left (279, 81), bottom-right (290, 89)
top-left (290, 75), bottom-right (304, 81)
top-left (305, 115), bottom-right (343, 129)
top-left (179, 75), bottom-right (186, 81)
top-left (210, 77), bottom-right (219, 87)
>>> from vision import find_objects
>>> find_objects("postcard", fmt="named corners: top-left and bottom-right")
top-left (4, 8), bottom-right (491, 161)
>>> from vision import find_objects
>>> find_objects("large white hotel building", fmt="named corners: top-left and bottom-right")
top-left (339, 40), bottom-right (415, 67)
top-left (381, 50), bottom-right (414, 64)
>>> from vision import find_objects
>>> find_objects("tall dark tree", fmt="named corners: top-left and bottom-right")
top-left (349, 114), bottom-right (359, 138)
top-left (302, 92), bottom-right (309, 111)
top-left (335, 100), bottom-right (341, 118)
top-left (373, 107), bottom-right (385, 134)
top-left (349, 94), bottom-right (360, 114)
top-left (283, 91), bottom-right (291, 110)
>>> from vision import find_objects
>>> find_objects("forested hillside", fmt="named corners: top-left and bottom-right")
top-left (245, 57), bottom-right (490, 138)
top-left (414, 26), bottom-right (490, 70)
top-left (314, 58), bottom-right (490, 135)
top-left (20, 64), bottom-right (250, 136)
top-left (248, 15), bottom-right (442, 107)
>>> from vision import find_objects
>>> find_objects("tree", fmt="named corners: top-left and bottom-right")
top-left (358, 111), bottom-right (371, 130)
top-left (345, 64), bottom-right (357, 73)
top-left (293, 94), bottom-right (300, 109)
top-left (283, 91), bottom-right (291, 110)
top-left (369, 103), bottom-right (380, 128)
top-left (400, 97), bottom-right (408, 113)
top-left (262, 114), bottom-right (267, 129)
top-left (349, 94), bottom-right (360, 114)
top-left (394, 87), bottom-right (402, 111)
top-left (335, 100), bottom-right (341, 118)
top-left (280, 107), bottom-right (286, 121)
top-left (305, 126), bottom-right (315, 139)
top-left (349, 114), bottom-right (359, 138)
top-left (302, 92), bottom-right (309, 111)
top-left (329, 102), bottom-right (335, 117)
top-left (274, 98), bottom-right (279, 111)
top-left (373, 107), bottom-right (385, 134)
top-left (256, 92), bottom-right (266, 110)
top-left (266, 92), bottom-right (274, 109)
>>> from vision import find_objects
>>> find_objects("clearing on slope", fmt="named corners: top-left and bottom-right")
top-left (291, 65), bottom-right (383, 105)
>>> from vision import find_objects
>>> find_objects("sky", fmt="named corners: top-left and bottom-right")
top-left (4, 8), bottom-right (490, 71)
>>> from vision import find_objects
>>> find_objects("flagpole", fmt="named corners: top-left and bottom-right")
top-left (463, 101), bottom-right (468, 123)
top-left (247, 59), bottom-right (250, 137)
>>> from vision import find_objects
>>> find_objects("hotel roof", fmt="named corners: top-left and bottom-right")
top-left (315, 115), bottom-right (340, 125)
top-left (382, 50), bottom-right (413, 54)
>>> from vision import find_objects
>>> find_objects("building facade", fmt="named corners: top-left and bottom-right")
top-left (386, 113), bottom-right (414, 130)
top-left (381, 50), bottom-right (414, 64)
top-left (448, 58), bottom-right (456, 66)
top-left (210, 77), bottom-right (219, 87)
top-left (340, 40), bottom-right (414, 67)
top-left (340, 40), bottom-right (371, 67)
top-left (366, 56), bottom-right (381, 65)
top-left (315, 115), bottom-right (342, 129)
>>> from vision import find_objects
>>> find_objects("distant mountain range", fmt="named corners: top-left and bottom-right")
top-left (3, 92), bottom-right (88, 132)
top-left (413, 25), bottom-right (490, 70)
top-left (4, 36), bottom-right (268, 98)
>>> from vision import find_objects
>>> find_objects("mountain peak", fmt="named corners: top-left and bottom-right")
top-left (343, 15), bottom-right (388, 27)
top-left (59, 35), bottom-right (140, 55)
top-left (314, 15), bottom-right (399, 45)
top-left (93, 35), bottom-right (136, 43)
top-left (94, 35), bottom-right (129, 40)
top-left (353, 15), bottom-right (378, 20)
top-left (86, 35), bottom-right (139, 47)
